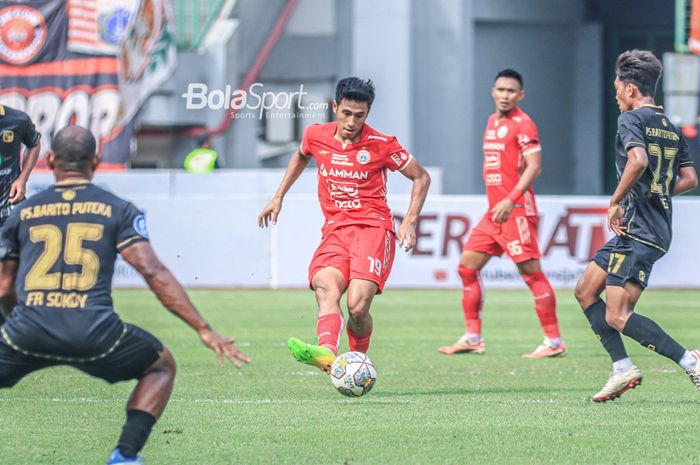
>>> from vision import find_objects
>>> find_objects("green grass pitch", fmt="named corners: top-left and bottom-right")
top-left (2, 289), bottom-right (700, 465)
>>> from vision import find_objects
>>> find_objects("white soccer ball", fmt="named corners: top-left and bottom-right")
top-left (330, 351), bottom-right (377, 397)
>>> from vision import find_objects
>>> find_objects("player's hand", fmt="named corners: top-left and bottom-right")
top-left (607, 203), bottom-right (626, 236)
top-left (396, 217), bottom-right (417, 252)
top-left (258, 196), bottom-right (283, 227)
top-left (8, 179), bottom-right (26, 204)
top-left (198, 327), bottom-right (251, 368)
top-left (490, 198), bottom-right (514, 224)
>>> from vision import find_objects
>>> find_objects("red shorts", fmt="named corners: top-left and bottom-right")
top-left (308, 224), bottom-right (396, 293)
top-left (464, 213), bottom-right (541, 263)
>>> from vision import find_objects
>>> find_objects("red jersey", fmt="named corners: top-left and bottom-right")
top-left (300, 122), bottom-right (413, 234)
top-left (482, 107), bottom-right (540, 217)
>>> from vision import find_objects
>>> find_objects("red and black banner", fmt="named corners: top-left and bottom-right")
top-left (0, 0), bottom-right (131, 169)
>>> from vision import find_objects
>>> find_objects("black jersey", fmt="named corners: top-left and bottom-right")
top-left (0, 180), bottom-right (149, 357)
top-left (0, 105), bottom-right (41, 211)
top-left (614, 105), bottom-right (694, 253)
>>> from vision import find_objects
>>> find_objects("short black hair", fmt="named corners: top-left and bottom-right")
top-left (52, 126), bottom-right (97, 172)
top-left (494, 69), bottom-right (523, 89)
top-left (615, 49), bottom-right (662, 97)
top-left (335, 77), bottom-right (375, 107)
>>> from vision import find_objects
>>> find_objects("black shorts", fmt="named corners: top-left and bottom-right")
top-left (593, 235), bottom-right (665, 289)
top-left (0, 323), bottom-right (163, 388)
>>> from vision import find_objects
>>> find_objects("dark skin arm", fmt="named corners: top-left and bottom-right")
top-left (608, 146), bottom-right (648, 236)
top-left (121, 241), bottom-right (251, 368)
top-left (10, 142), bottom-right (41, 204)
top-left (673, 165), bottom-right (698, 196)
top-left (0, 260), bottom-right (18, 317)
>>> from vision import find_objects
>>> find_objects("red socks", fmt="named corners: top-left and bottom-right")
top-left (317, 313), bottom-right (343, 355)
top-left (522, 271), bottom-right (560, 339)
top-left (458, 265), bottom-right (483, 335)
top-left (347, 326), bottom-right (372, 353)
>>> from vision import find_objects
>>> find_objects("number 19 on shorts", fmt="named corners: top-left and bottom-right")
top-left (367, 256), bottom-right (383, 276)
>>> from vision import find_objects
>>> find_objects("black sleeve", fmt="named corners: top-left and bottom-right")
top-left (0, 209), bottom-right (21, 261)
top-left (617, 112), bottom-right (646, 151)
top-left (20, 113), bottom-right (41, 148)
top-left (116, 202), bottom-right (150, 252)
top-left (678, 133), bottom-right (694, 168)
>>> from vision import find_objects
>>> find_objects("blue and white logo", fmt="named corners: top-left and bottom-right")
top-left (133, 214), bottom-right (149, 238)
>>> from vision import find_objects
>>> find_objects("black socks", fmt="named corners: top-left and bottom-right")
top-left (117, 409), bottom-right (157, 458)
top-left (583, 299), bottom-right (629, 362)
top-left (622, 312), bottom-right (686, 363)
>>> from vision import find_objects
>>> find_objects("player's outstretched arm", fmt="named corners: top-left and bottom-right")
top-left (608, 146), bottom-right (649, 235)
top-left (0, 260), bottom-right (18, 317)
top-left (396, 159), bottom-right (431, 251)
top-left (121, 242), bottom-right (251, 368)
top-left (673, 166), bottom-right (698, 196)
top-left (9, 142), bottom-right (41, 204)
top-left (258, 149), bottom-right (311, 227)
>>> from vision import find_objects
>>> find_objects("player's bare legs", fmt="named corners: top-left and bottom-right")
top-left (312, 267), bottom-right (347, 320)
top-left (288, 267), bottom-right (346, 372)
top-left (438, 251), bottom-right (490, 355)
top-left (517, 259), bottom-right (565, 358)
top-left (346, 279), bottom-right (378, 353)
top-left (113, 348), bottom-right (176, 462)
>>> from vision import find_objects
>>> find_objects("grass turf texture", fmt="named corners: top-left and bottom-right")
top-left (2, 289), bottom-right (700, 465)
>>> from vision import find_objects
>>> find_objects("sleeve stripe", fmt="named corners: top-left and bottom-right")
top-left (680, 161), bottom-right (695, 166)
top-left (117, 235), bottom-right (148, 250)
top-left (522, 146), bottom-right (542, 156)
top-left (625, 141), bottom-right (645, 149)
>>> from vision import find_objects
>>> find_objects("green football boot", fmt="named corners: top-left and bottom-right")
top-left (288, 337), bottom-right (336, 373)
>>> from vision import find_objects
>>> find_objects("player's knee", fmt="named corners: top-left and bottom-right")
top-left (604, 312), bottom-right (627, 332)
top-left (457, 265), bottom-right (478, 284)
top-left (314, 281), bottom-right (342, 304)
top-left (347, 295), bottom-right (372, 319)
top-left (574, 280), bottom-right (590, 307)
top-left (147, 347), bottom-right (176, 381)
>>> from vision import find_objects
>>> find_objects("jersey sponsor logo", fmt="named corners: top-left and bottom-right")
top-left (133, 214), bottom-right (149, 238)
top-left (367, 134), bottom-right (387, 142)
top-left (331, 153), bottom-right (353, 167)
top-left (661, 118), bottom-right (668, 127)
top-left (0, 6), bottom-right (47, 65)
top-left (0, 167), bottom-right (11, 176)
top-left (2, 130), bottom-right (13, 143)
top-left (326, 179), bottom-right (361, 209)
top-left (497, 125), bottom-right (509, 139)
top-left (318, 149), bottom-right (330, 155)
top-left (484, 153), bottom-right (501, 169)
top-left (483, 142), bottom-right (505, 151)
top-left (485, 129), bottom-right (497, 140)
top-left (356, 149), bottom-right (371, 165)
top-left (485, 173), bottom-right (502, 185)
top-left (639, 270), bottom-right (646, 283)
top-left (319, 164), bottom-right (369, 180)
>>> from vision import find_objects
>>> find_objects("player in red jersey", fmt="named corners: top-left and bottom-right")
top-left (258, 77), bottom-right (431, 372)
top-left (439, 69), bottom-right (565, 358)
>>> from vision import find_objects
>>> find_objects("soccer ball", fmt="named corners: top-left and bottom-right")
top-left (329, 351), bottom-right (377, 397)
